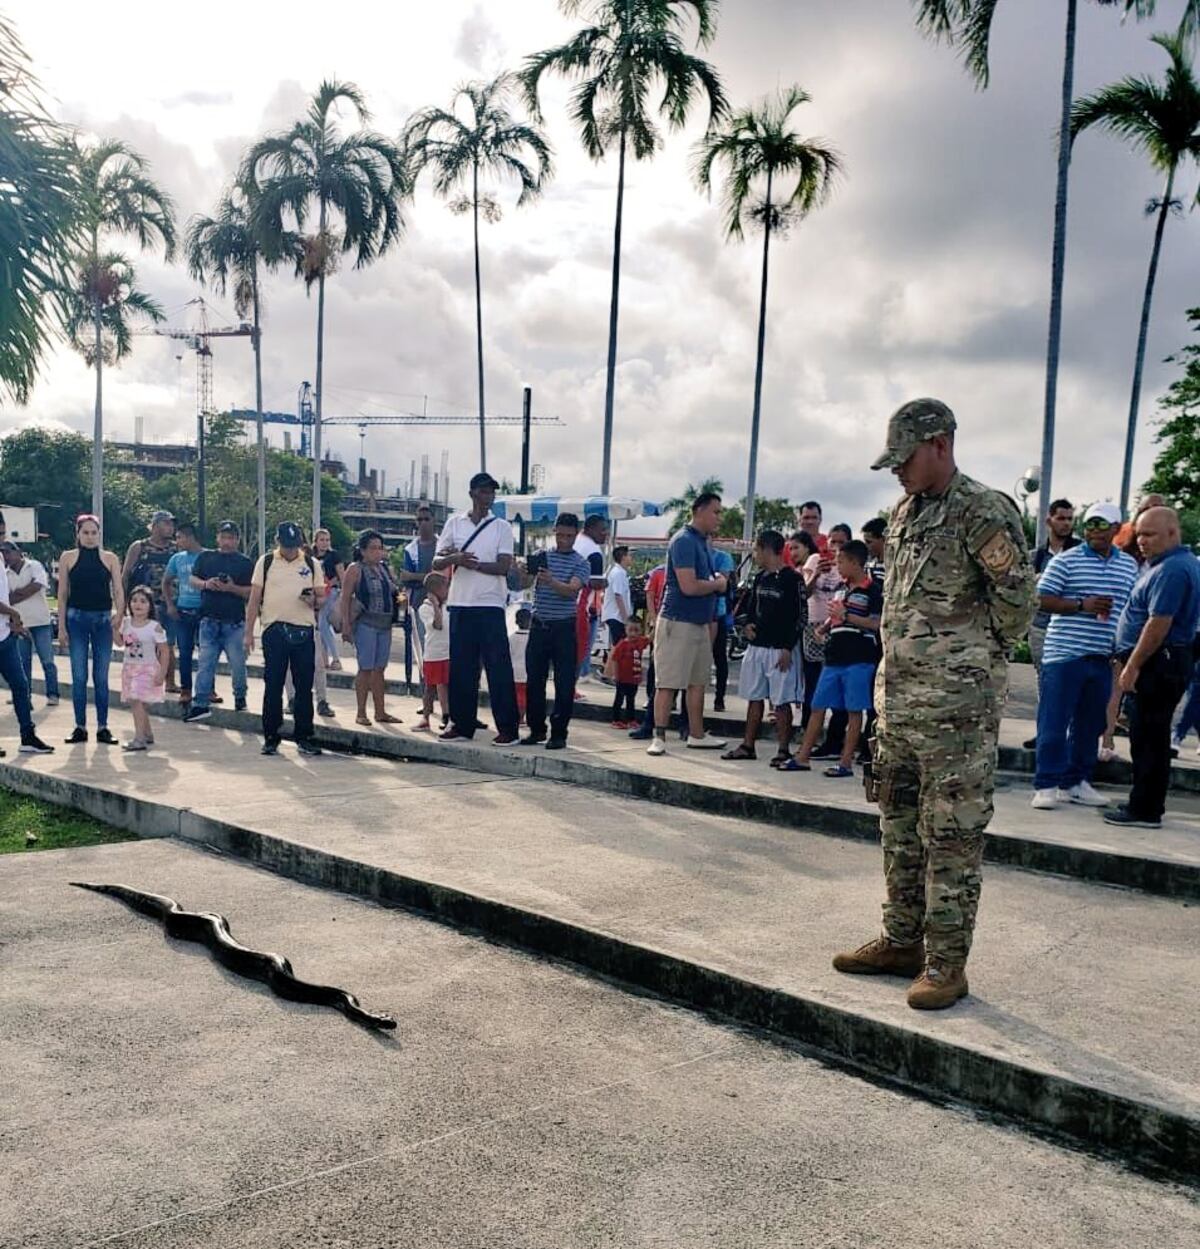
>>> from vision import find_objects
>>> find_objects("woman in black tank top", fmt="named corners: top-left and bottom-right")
top-left (57, 514), bottom-right (124, 744)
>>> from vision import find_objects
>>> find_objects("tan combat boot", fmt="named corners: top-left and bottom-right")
top-left (832, 936), bottom-right (925, 978)
top-left (906, 962), bottom-right (968, 1010)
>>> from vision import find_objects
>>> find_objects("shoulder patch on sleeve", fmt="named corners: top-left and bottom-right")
top-left (979, 530), bottom-right (1018, 575)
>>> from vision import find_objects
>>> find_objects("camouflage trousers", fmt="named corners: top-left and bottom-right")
top-left (873, 715), bottom-right (999, 969)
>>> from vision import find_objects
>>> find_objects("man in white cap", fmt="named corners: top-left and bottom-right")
top-left (1030, 501), bottom-right (1138, 810)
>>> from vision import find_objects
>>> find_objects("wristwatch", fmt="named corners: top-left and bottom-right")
top-left (1076, 599), bottom-right (1086, 615)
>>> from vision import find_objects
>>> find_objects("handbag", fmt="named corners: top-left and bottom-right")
top-left (802, 621), bottom-right (826, 664)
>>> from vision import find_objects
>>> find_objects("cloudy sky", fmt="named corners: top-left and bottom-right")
top-left (6, 0), bottom-right (1199, 534)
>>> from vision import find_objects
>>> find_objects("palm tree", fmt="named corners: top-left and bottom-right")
top-left (242, 81), bottom-right (407, 534)
top-left (405, 75), bottom-right (553, 474)
top-left (186, 184), bottom-right (298, 555)
top-left (1071, 31), bottom-right (1200, 515)
top-left (522, 0), bottom-right (727, 494)
top-left (0, 15), bottom-right (80, 405)
top-left (68, 138), bottom-right (176, 529)
top-left (664, 475), bottom-right (723, 534)
top-left (911, 0), bottom-right (1187, 540)
top-left (694, 87), bottom-right (841, 541)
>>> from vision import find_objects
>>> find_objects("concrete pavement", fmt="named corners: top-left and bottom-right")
top-left (3, 840), bottom-right (1198, 1248)
top-left (3, 700), bottom-right (1198, 1177)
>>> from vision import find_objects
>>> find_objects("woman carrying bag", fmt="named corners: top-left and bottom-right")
top-left (341, 529), bottom-right (401, 727)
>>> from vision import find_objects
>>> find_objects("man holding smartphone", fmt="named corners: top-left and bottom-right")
top-left (184, 520), bottom-right (253, 723)
top-left (245, 521), bottom-right (325, 757)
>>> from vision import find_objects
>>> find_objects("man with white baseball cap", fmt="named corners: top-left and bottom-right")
top-left (1031, 500), bottom-right (1138, 810)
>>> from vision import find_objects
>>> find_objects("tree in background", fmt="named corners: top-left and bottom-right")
top-left (1143, 307), bottom-right (1200, 544)
top-left (664, 476), bottom-right (724, 534)
top-left (242, 81), bottom-right (407, 536)
top-left (694, 85), bottom-right (841, 541)
top-left (144, 413), bottom-right (352, 558)
top-left (64, 137), bottom-right (176, 533)
top-left (0, 15), bottom-right (79, 405)
top-left (405, 74), bottom-right (552, 473)
top-left (717, 495), bottom-right (796, 540)
top-left (912, 0), bottom-right (1178, 544)
top-left (1071, 31), bottom-right (1200, 518)
top-left (0, 427), bottom-right (146, 556)
top-left (522, 0), bottom-right (727, 494)
top-left (186, 183), bottom-right (299, 556)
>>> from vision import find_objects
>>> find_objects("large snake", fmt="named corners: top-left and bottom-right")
top-left (71, 882), bottom-right (397, 1031)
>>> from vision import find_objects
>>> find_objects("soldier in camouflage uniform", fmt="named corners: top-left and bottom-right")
top-left (833, 399), bottom-right (1036, 1010)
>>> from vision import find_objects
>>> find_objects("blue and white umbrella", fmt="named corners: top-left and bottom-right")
top-left (490, 495), bottom-right (663, 524)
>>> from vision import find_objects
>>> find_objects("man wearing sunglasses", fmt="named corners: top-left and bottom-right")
top-left (1031, 502), bottom-right (1137, 811)
top-left (1107, 506), bottom-right (1200, 828)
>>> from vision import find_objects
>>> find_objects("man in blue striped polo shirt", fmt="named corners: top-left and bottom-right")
top-left (521, 513), bottom-right (593, 750)
top-left (1032, 501), bottom-right (1138, 810)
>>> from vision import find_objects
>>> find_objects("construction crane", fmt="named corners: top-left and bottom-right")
top-left (141, 297), bottom-right (254, 537)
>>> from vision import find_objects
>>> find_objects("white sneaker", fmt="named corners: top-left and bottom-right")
top-left (1065, 781), bottom-right (1108, 807)
top-left (1031, 788), bottom-right (1060, 810)
top-left (685, 733), bottom-right (728, 750)
top-left (646, 737), bottom-right (667, 757)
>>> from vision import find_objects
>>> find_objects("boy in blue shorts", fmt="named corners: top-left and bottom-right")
top-left (786, 539), bottom-right (881, 777)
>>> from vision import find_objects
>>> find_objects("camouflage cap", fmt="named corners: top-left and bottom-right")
top-left (871, 398), bottom-right (957, 471)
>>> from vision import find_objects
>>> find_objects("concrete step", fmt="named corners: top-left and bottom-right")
top-left (4, 702), bottom-right (1198, 1183)
top-left (8, 841), bottom-right (1197, 1247)
top-left (198, 656), bottom-right (1200, 794)
top-left (23, 673), bottom-right (1200, 901)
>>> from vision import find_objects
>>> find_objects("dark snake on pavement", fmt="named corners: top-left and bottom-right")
top-left (71, 882), bottom-right (398, 1031)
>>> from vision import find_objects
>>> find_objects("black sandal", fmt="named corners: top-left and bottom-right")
top-left (721, 743), bottom-right (757, 761)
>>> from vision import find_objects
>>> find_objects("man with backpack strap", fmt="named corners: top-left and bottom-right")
top-left (183, 521), bottom-right (253, 723)
top-left (433, 472), bottom-right (520, 745)
top-left (245, 521), bottom-right (325, 757)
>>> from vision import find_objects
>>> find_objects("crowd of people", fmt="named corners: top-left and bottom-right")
top-left (5, 396), bottom-right (1200, 1013)
top-left (1, 471), bottom-right (1197, 832)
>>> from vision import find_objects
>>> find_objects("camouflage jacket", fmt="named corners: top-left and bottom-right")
top-left (877, 470), bottom-right (1036, 728)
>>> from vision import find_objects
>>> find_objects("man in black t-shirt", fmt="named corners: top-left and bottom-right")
top-left (722, 530), bottom-right (807, 765)
top-left (788, 539), bottom-right (882, 777)
top-left (184, 521), bottom-right (254, 721)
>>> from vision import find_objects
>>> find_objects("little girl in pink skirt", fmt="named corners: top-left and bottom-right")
top-left (118, 587), bottom-right (169, 751)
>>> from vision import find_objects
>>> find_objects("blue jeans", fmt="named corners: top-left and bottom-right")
top-left (16, 623), bottom-right (59, 699)
top-left (1034, 656), bottom-right (1112, 791)
top-left (173, 608), bottom-right (199, 694)
top-left (194, 617), bottom-right (247, 708)
top-left (0, 634), bottom-right (33, 734)
top-left (67, 607), bottom-right (112, 729)
top-left (1173, 663), bottom-right (1200, 744)
top-left (578, 613), bottom-right (598, 678)
top-left (318, 586), bottom-right (340, 659)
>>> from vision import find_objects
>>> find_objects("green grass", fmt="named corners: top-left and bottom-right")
top-left (0, 785), bottom-right (136, 854)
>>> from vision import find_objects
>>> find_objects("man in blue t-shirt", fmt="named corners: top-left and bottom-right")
top-left (163, 523), bottom-right (203, 706)
top-left (1107, 506), bottom-right (1200, 828)
top-left (648, 491), bottom-right (728, 756)
top-left (520, 513), bottom-right (592, 749)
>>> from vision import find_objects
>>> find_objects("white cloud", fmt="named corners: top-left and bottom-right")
top-left (6, 0), bottom-right (1200, 529)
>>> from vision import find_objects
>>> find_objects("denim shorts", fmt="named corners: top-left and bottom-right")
top-left (354, 621), bottom-right (393, 671)
top-left (813, 662), bottom-right (876, 712)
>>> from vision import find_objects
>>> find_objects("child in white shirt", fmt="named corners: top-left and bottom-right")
top-left (416, 573), bottom-right (450, 730)
top-left (510, 606), bottom-right (531, 724)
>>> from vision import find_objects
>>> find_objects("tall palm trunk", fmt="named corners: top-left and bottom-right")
top-left (742, 169), bottom-right (774, 544)
top-left (311, 202), bottom-right (327, 537)
top-left (252, 262), bottom-right (266, 558)
top-left (1036, 0), bottom-right (1078, 546)
top-left (600, 126), bottom-right (627, 496)
top-left (473, 159), bottom-right (487, 472)
top-left (92, 293), bottom-right (104, 529)
top-left (1119, 165), bottom-right (1176, 517)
